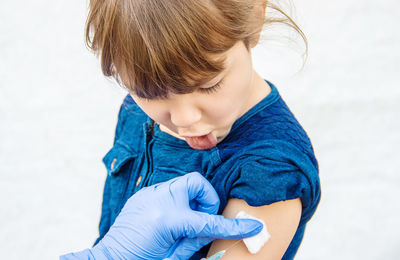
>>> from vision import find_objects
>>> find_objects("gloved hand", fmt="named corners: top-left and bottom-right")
top-left (61, 172), bottom-right (262, 260)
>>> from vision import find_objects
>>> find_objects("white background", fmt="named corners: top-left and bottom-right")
top-left (1, 0), bottom-right (399, 259)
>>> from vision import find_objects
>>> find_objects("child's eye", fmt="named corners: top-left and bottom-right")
top-left (198, 81), bottom-right (222, 94)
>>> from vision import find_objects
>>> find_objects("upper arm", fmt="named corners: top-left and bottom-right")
top-left (207, 198), bottom-right (302, 260)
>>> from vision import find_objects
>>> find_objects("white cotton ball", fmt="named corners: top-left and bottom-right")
top-left (235, 210), bottom-right (271, 254)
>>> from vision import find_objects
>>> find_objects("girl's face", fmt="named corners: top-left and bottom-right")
top-left (125, 41), bottom-right (270, 149)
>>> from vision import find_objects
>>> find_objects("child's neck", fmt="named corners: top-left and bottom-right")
top-left (250, 72), bottom-right (271, 109)
top-left (238, 70), bottom-right (271, 120)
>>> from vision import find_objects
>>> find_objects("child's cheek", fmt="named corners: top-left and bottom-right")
top-left (206, 99), bottom-right (241, 128)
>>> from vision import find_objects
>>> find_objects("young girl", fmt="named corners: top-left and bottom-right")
top-left (85, 0), bottom-right (321, 259)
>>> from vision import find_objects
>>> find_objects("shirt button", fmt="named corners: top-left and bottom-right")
top-left (110, 158), bottom-right (117, 170)
top-left (136, 176), bottom-right (142, 187)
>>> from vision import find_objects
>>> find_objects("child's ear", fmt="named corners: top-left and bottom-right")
top-left (249, 2), bottom-right (267, 49)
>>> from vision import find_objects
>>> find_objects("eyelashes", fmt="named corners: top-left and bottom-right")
top-left (134, 80), bottom-right (223, 101)
top-left (197, 81), bottom-right (222, 94)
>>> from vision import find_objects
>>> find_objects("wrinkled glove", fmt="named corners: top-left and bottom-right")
top-left (60, 172), bottom-right (262, 260)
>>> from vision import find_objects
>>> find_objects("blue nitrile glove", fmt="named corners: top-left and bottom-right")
top-left (60, 172), bottom-right (263, 260)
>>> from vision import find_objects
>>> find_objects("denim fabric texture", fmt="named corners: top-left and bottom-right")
top-left (93, 80), bottom-right (321, 259)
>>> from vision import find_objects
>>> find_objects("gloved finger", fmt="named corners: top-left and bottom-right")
top-left (173, 172), bottom-right (220, 214)
top-left (184, 212), bottom-right (263, 239)
top-left (164, 237), bottom-right (213, 260)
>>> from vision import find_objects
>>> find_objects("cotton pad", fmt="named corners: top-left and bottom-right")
top-left (235, 211), bottom-right (271, 254)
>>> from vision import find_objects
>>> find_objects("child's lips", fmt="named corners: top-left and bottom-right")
top-left (183, 132), bottom-right (217, 150)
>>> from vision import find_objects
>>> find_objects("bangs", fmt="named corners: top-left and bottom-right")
top-left (114, 49), bottom-right (229, 100)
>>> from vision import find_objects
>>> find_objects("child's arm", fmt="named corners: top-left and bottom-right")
top-left (207, 198), bottom-right (302, 259)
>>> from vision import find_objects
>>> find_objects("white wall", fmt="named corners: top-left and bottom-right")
top-left (1, 0), bottom-right (398, 259)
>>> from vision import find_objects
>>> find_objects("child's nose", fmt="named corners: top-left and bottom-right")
top-left (169, 105), bottom-right (202, 128)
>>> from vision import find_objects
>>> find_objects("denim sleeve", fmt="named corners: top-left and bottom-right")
top-left (229, 141), bottom-right (321, 226)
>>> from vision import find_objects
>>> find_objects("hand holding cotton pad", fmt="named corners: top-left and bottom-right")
top-left (202, 211), bottom-right (271, 259)
top-left (236, 211), bottom-right (271, 254)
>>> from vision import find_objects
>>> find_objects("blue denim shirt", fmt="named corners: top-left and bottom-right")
top-left (93, 80), bottom-right (321, 259)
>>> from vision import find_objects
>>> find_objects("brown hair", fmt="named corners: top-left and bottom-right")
top-left (85, 0), bottom-right (307, 99)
